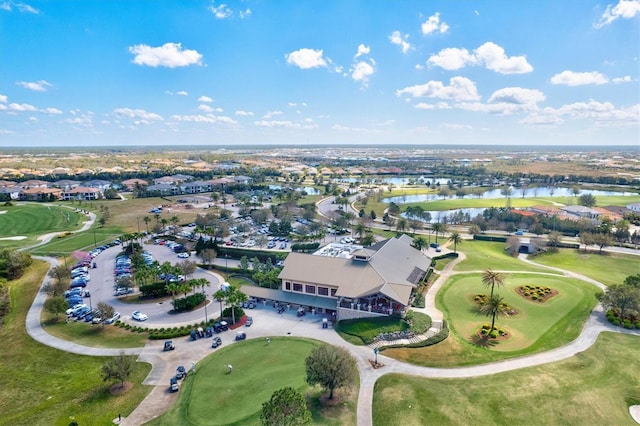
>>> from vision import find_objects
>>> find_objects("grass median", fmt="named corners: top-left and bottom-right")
top-left (0, 260), bottom-right (152, 426)
top-left (373, 332), bottom-right (640, 425)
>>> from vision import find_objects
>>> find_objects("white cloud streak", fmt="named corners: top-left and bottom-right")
top-left (594, 0), bottom-right (640, 28)
top-left (129, 43), bottom-right (203, 68)
top-left (396, 76), bottom-right (480, 101)
top-left (550, 70), bottom-right (609, 86)
top-left (285, 48), bottom-right (329, 69)
top-left (427, 42), bottom-right (533, 74)
top-left (16, 80), bottom-right (52, 91)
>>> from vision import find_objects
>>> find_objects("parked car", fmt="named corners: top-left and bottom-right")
top-left (169, 376), bottom-right (179, 392)
top-left (163, 340), bottom-right (175, 351)
top-left (132, 311), bottom-right (148, 321)
top-left (211, 336), bottom-right (222, 348)
top-left (235, 331), bottom-right (247, 341)
top-left (176, 365), bottom-right (187, 379)
top-left (245, 317), bottom-right (253, 327)
top-left (103, 312), bottom-right (120, 324)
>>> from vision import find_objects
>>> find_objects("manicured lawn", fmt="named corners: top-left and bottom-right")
top-left (439, 274), bottom-right (597, 352)
top-left (337, 312), bottom-right (432, 345)
top-left (41, 316), bottom-right (148, 348)
top-left (373, 333), bottom-right (640, 426)
top-left (404, 197), bottom-right (556, 211)
top-left (0, 260), bottom-right (152, 425)
top-left (0, 203), bottom-right (85, 249)
top-left (383, 273), bottom-right (599, 366)
top-left (149, 337), bottom-right (357, 425)
top-left (531, 249), bottom-right (640, 286)
top-left (453, 240), bottom-right (550, 273)
top-left (30, 225), bottom-right (123, 256)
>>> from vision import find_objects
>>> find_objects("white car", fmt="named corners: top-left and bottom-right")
top-left (131, 311), bottom-right (148, 321)
top-left (103, 312), bottom-right (121, 324)
top-left (177, 252), bottom-right (190, 258)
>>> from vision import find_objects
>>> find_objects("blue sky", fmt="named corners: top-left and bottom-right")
top-left (1, 0), bottom-right (639, 147)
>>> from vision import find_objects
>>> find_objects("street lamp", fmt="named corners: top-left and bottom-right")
top-left (374, 347), bottom-right (379, 366)
top-left (204, 296), bottom-right (209, 323)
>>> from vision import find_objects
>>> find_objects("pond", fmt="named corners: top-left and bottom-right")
top-left (383, 187), bottom-right (637, 204)
top-left (402, 208), bottom-right (487, 224)
top-left (268, 185), bottom-right (321, 195)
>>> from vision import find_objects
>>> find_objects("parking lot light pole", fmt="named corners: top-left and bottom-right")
top-left (374, 347), bottom-right (379, 366)
top-left (204, 296), bottom-right (208, 323)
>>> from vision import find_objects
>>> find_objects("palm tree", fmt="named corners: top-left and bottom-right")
top-left (432, 222), bottom-right (446, 243)
top-left (412, 235), bottom-right (426, 251)
top-left (143, 216), bottom-right (151, 233)
top-left (395, 217), bottom-right (407, 233)
top-left (213, 289), bottom-right (226, 317)
top-left (166, 282), bottom-right (180, 304)
top-left (479, 294), bottom-right (510, 336)
top-left (225, 286), bottom-right (248, 324)
top-left (448, 231), bottom-right (462, 253)
top-left (354, 222), bottom-right (367, 240)
top-left (481, 269), bottom-right (505, 298)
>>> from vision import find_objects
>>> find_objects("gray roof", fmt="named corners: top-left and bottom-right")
top-left (278, 234), bottom-right (430, 305)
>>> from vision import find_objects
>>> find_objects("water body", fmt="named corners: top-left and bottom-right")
top-left (339, 176), bottom-right (451, 186)
top-left (402, 208), bottom-right (488, 224)
top-left (268, 185), bottom-right (321, 195)
top-left (383, 187), bottom-right (637, 204)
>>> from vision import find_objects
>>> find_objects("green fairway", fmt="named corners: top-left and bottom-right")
top-left (439, 274), bottom-right (598, 352)
top-left (453, 240), bottom-right (551, 273)
top-left (531, 249), bottom-right (640, 286)
top-left (0, 260), bottom-right (152, 426)
top-left (0, 203), bottom-right (85, 249)
top-left (373, 333), bottom-right (640, 426)
top-left (404, 197), bottom-right (556, 211)
top-left (150, 337), bottom-right (357, 425)
top-left (29, 225), bottom-right (123, 257)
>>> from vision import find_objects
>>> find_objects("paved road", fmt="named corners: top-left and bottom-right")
top-left (27, 248), bottom-right (640, 425)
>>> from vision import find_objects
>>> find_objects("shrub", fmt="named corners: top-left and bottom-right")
top-left (623, 320), bottom-right (633, 329)
top-left (635, 321), bottom-right (640, 329)
top-left (531, 295), bottom-right (538, 300)
top-left (481, 329), bottom-right (488, 335)
top-left (489, 331), bottom-right (498, 338)
top-left (613, 318), bottom-right (621, 326)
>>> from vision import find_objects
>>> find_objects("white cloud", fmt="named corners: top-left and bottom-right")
top-left (594, 0), bottom-right (640, 28)
top-left (1, 1), bottom-right (39, 13)
top-left (129, 42), bottom-right (203, 68)
top-left (354, 44), bottom-right (370, 59)
top-left (235, 110), bottom-right (254, 116)
top-left (8, 102), bottom-right (37, 112)
top-left (176, 90), bottom-right (188, 96)
top-left (0, 129), bottom-right (15, 134)
top-left (521, 101), bottom-right (639, 127)
top-left (427, 42), bottom-right (533, 74)
top-left (263, 110), bottom-right (283, 119)
top-left (285, 48), bottom-right (329, 69)
top-left (475, 42), bottom-right (533, 74)
top-left (41, 107), bottom-right (63, 115)
top-left (487, 87), bottom-right (545, 104)
top-left (198, 104), bottom-right (213, 113)
top-left (254, 120), bottom-right (300, 128)
top-left (113, 108), bottom-right (163, 121)
top-left (0, 94), bottom-right (7, 103)
top-left (414, 102), bottom-right (451, 110)
top-left (209, 1), bottom-right (231, 19)
top-left (63, 113), bottom-right (94, 127)
top-left (198, 96), bottom-right (213, 103)
top-left (16, 80), bottom-right (52, 92)
top-left (421, 12), bottom-right (449, 35)
top-left (389, 31), bottom-right (411, 54)
top-left (171, 113), bottom-right (237, 124)
top-left (550, 70), bottom-right (609, 86)
top-left (427, 47), bottom-right (476, 70)
top-left (208, 1), bottom-right (251, 19)
top-left (396, 76), bottom-right (480, 101)
top-left (351, 60), bottom-right (375, 86)
top-left (613, 75), bottom-right (633, 83)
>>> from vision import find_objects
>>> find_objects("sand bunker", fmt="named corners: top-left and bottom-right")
top-left (0, 236), bottom-right (27, 241)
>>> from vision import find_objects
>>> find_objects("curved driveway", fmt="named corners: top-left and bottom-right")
top-left (26, 232), bottom-right (640, 425)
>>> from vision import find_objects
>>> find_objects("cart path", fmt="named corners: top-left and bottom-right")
top-left (26, 251), bottom-right (639, 426)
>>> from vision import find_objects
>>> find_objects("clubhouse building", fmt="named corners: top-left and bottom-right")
top-left (241, 234), bottom-right (432, 321)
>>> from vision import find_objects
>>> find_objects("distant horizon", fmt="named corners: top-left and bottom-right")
top-left (1, 143), bottom-right (638, 154)
top-left (1, 1), bottom-right (638, 146)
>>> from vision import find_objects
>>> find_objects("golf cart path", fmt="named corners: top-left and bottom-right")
top-left (27, 252), bottom-right (639, 425)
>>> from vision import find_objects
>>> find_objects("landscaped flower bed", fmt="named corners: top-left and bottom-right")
top-left (516, 285), bottom-right (558, 303)
top-left (605, 309), bottom-right (640, 329)
top-left (477, 323), bottom-right (510, 340)
top-left (472, 294), bottom-right (518, 316)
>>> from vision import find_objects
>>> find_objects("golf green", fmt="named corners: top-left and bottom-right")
top-left (439, 273), bottom-right (599, 352)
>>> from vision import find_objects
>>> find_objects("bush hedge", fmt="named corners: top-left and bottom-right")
top-left (171, 293), bottom-right (206, 312)
top-left (381, 320), bottom-right (449, 350)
